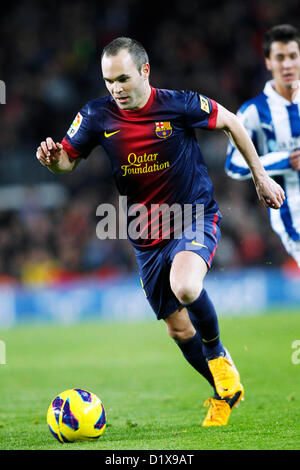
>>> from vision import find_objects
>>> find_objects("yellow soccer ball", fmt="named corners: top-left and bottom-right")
top-left (47, 388), bottom-right (106, 443)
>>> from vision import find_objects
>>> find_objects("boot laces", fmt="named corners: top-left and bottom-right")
top-left (203, 398), bottom-right (229, 422)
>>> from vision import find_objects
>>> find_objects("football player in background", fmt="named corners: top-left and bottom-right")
top-left (226, 24), bottom-right (300, 268)
top-left (36, 37), bottom-right (284, 426)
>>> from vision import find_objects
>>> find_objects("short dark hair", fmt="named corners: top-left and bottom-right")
top-left (263, 24), bottom-right (300, 57)
top-left (101, 37), bottom-right (149, 73)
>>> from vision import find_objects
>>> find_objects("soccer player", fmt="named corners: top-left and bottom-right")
top-left (226, 24), bottom-right (300, 268)
top-left (36, 37), bottom-right (284, 426)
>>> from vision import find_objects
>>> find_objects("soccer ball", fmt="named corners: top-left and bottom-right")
top-left (47, 388), bottom-right (106, 443)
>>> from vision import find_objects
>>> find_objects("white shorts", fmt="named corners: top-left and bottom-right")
top-left (281, 235), bottom-right (300, 268)
top-left (270, 208), bottom-right (300, 268)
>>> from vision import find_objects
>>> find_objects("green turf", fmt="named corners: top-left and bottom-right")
top-left (0, 310), bottom-right (299, 450)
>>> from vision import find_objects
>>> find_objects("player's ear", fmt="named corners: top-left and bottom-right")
top-left (265, 57), bottom-right (271, 72)
top-left (142, 63), bottom-right (150, 80)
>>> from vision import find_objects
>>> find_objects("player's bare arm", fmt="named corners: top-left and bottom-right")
top-left (36, 137), bottom-right (81, 174)
top-left (290, 149), bottom-right (300, 171)
top-left (215, 103), bottom-right (285, 209)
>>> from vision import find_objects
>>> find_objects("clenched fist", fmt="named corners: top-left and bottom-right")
top-left (254, 173), bottom-right (285, 209)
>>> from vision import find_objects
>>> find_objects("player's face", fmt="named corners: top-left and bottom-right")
top-left (101, 50), bottom-right (150, 110)
top-left (265, 40), bottom-right (300, 91)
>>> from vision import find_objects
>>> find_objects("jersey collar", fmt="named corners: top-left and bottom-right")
top-left (264, 79), bottom-right (300, 105)
top-left (117, 86), bottom-right (156, 117)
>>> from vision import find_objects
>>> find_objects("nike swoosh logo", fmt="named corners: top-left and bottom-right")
top-left (191, 240), bottom-right (208, 248)
top-left (104, 130), bottom-right (120, 138)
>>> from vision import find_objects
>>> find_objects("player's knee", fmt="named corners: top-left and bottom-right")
top-left (171, 281), bottom-right (202, 305)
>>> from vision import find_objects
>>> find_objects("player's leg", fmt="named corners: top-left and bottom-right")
top-left (169, 249), bottom-right (242, 401)
top-left (164, 304), bottom-right (244, 426)
top-left (279, 232), bottom-right (300, 268)
top-left (269, 206), bottom-right (300, 268)
top-left (134, 243), bottom-right (217, 390)
top-left (167, 250), bottom-right (244, 425)
top-left (163, 305), bottom-right (216, 388)
top-left (169, 250), bottom-right (225, 360)
top-left (134, 234), bottom-right (243, 424)
top-left (290, 239), bottom-right (300, 268)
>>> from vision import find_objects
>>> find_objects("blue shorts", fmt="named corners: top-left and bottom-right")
top-left (134, 211), bottom-right (221, 320)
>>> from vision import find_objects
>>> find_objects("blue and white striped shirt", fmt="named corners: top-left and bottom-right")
top-left (225, 80), bottom-right (300, 242)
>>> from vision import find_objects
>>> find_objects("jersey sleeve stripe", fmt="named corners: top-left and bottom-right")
top-left (61, 137), bottom-right (82, 159)
top-left (207, 99), bottom-right (218, 129)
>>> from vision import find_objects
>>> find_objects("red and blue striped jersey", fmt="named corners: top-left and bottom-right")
top-left (61, 87), bottom-right (219, 248)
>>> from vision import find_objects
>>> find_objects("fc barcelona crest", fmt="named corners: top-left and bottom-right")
top-left (155, 121), bottom-right (173, 139)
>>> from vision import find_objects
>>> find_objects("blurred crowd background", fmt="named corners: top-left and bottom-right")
top-left (0, 0), bottom-right (299, 286)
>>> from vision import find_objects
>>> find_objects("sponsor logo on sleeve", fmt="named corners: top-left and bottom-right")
top-left (200, 96), bottom-right (210, 113)
top-left (67, 112), bottom-right (83, 138)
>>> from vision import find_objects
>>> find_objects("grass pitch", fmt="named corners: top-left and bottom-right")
top-left (0, 310), bottom-right (299, 450)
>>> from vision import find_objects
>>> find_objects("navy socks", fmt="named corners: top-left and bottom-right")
top-left (175, 331), bottom-right (215, 388)
top-left (184, 289), bottom-right (225, 360)
top-left (175, 288), bottom-right (225, 391)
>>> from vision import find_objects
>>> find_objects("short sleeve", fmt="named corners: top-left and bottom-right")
top-left (61, 103), bottom-right (98, 159)
top-left (184, 91), bottom-right (218, 130)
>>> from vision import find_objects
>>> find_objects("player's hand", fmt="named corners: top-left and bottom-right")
top-left (290, 149), bottom-right (300, 171)
top-left (254, 174), bottom-right (285, 209)
top-left (36, 137), bottom-right (63, 167)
